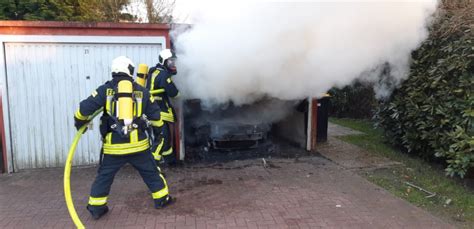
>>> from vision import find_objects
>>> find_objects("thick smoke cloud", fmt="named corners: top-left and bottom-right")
top-left (174, 1), bottom-right (438, 106)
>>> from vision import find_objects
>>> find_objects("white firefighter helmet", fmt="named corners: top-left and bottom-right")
top-left (111, 56), bottom-right (135, 77)
top-left (158, 49), bottom-right (173, 65)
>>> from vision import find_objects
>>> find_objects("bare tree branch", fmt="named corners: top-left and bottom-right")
top-left (144, 0), bottom-right (175, 23)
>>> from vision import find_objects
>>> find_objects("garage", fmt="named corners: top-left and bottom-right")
top-left (0, 21), bottom-right (170, 172)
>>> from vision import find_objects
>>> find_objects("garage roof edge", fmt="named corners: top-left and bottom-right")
top-left (0, 21), bottom-right (170, 38)
top-left (0, 21), bottom-right (170, 30)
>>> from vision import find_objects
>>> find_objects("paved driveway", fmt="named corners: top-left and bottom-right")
top-left (0, 153), bottom-right (451, 228)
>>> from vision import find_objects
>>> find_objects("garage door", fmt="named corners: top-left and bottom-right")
top-left (5, 42), bottom-right (161, 169)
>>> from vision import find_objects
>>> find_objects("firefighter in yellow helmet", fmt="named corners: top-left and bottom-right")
top-left (74, 56), bottom-right (173, 220)
top-left (146, 49), bottom-right (179, 164)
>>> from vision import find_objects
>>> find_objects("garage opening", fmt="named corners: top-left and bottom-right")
top-left (183, 98), bottom-right (310, 162)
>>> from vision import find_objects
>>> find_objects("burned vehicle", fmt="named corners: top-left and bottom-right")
top-left (184, 99), bottom-right (305, 152)
top-left (208, 121), bottom-right (270, 149)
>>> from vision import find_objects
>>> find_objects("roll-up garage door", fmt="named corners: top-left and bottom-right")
top-left (4, 43), bottom-right (161, 169)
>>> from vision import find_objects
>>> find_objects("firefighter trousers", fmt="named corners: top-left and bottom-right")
top-left (160, 122), bottom-right (175, 164)
top-left (87, 151), bottom-right (169, 213)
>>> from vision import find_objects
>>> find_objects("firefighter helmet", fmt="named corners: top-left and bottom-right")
top-left (111, 56), bottom-right (135, 77)
top-left (158, 49), bottom-right (173, 65)
top-left (158, 49), bottom-right (177, 74)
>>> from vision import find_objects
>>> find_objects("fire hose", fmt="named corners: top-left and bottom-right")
top-left (64, 108), bottom-right (103, 229)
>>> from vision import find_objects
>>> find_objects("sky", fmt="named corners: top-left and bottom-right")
top-left (173, 0), bottom-right (198, 23)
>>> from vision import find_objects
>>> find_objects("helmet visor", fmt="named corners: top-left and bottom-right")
top-left (128, 64), bottom-right (135, 76)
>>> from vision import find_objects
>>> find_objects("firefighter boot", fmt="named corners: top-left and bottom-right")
top-left (154, 195), bottom-right (174, 209)
top-left (87, 205), bottom-right (109, 220)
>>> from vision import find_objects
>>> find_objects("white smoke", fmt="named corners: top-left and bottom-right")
top-left (196, 99), bottom-right (300, 126)
top-left (174, 0), bottom-right (438, 105)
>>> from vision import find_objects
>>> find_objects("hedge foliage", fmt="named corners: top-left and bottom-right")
top-left (0, 0), bottom-right (133, 22)
top-left (376, 3), bottom-right (473, 177)
top-left (328, 82), bottom-right (377, 119)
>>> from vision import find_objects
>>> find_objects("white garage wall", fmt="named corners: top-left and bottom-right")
top-left (3, 41), bottom-right (162, 169)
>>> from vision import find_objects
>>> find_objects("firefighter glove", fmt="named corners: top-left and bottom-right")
top-left (74, 117), bottom-right (89, 131)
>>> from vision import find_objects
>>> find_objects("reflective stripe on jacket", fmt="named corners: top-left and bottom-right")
top-left (147, 66), bottom-right (179, 123)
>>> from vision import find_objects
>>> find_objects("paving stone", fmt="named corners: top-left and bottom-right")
top-left (0, 142), bottom-right (452, 229)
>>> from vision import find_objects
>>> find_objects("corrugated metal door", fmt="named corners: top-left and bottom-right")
top-left (5, 43), bottom-right (161, 169)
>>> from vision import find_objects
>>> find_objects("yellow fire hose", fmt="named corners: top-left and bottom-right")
top-left (64, 109), bottom-right (103, 229)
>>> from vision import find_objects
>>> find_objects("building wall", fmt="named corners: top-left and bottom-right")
top-left (0, 21), bottom-right (170, 172)
top-left (274, 111), bottom-right (307, 148)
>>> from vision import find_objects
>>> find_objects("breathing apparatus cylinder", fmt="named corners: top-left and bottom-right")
top-left (136, 64), bottom-right (148, 87)
top-left (117, 80), bottom-right (134, 133)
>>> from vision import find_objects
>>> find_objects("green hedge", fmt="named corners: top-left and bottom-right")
top-left (376, 4), bottom-right (473, 177)
top-left (328, 81), bottom-right (377, 119)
